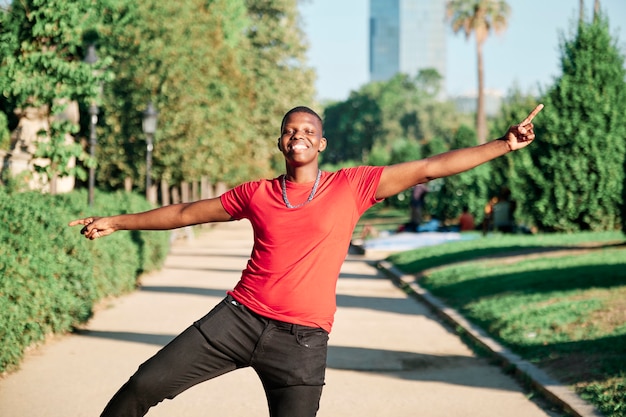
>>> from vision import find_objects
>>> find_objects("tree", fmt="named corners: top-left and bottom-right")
top-left (243, 0), bottom-right (316, 179)
top-left (446, 0), bottom-right (510, 144)
top-left (428, 125), bottom-right (490, 223)
top-left (92, 0), bottom-right (314, 192)
top-left (72, 0), bottom-right (143, 191)
top-left (322, 71), bottom-right (462, 166)
top-left (322, 89), bottom-right (383, 165)
top-left (490, 85), bottom-right (539, 215)
top-left (0, 0), bottom-right (315, 196)
top-left (93, 0), bottom-right (257, 191)
top-left (0, 0), bottom-right (106, 193)
top-left (518, 11), bottom-right (626, 232)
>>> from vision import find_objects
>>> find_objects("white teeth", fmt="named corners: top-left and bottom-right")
top-left (292, 144), bottom-right (307, 150)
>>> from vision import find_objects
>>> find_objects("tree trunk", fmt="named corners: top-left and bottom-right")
top-left (579, 0), bottom-right (585, 23)
top-left (192, 180), bottom-right (199, 201)
top-left (171, 185), bottom-right (181, 204)
top-left (201, 176), bottom-right (213, 199)
top-left (50, 171), bottom-right (58, 195)
top-left (124, 177), bottom-right (132, 192)
top-left (180, 181), bottom-right (190, 203)
top-left (476, 40), bottom-right (487, 144)
top-left (160, 179), bottom-right (170, 206)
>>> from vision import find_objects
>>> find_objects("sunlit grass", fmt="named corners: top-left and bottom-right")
top-left (386, 232), bottom-right (626, 416)
top-left (389, 231), bottom-right (624, 273)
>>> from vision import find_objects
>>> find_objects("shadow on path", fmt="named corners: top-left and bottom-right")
top-left (159, 265), bottom-right (246, 274)
top-left (166, 251), bottom-right (251, 260)
top-left (73, 329), bottom-right (509, 390)
top-left (139, 285), bottom-right (229, 298)
top-left (336, 293), bottom-right (428, 316)
top-left (138, 285), bottom-right (428, 317)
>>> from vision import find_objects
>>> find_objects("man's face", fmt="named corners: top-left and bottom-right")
top-left (278, 112), bottom-right (327, 165)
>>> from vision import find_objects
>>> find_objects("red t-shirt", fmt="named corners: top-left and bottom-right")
top-left (459, 213), bottom-right (475, 231)
top-left (220, 166), bottom-right (384, 332)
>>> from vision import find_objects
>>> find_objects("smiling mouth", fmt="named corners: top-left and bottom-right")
top-left (289, 141), bottom-right (308, 151)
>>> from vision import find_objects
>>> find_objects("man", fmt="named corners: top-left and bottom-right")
top-left (409, 183), bottom-right (428, 228)
top-left (459, 206), bottom-right (476, 231)
top-left (70, 104), bottom-right (543, 417)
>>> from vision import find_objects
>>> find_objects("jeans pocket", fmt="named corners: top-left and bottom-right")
top-left (193, 297), bottom-right (229, 328)
top-left (296, 328), bottom-right (329, 349)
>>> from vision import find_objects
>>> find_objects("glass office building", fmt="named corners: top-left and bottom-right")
top-left (369, 0), bottom-right (446, 90)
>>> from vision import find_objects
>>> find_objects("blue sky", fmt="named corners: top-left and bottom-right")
top-left (299, 0), bottom-right (626, 101)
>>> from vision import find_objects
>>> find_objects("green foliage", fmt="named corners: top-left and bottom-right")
top-left (420, 248), bottom-right (626, 416)
top-left (518, 14), bottom-right (626, 232)
top-left (0, 110), bottom-right (10, 150)
top-left (94, 0), bottom-right (252, 189)
top-left (366, 144), bottom-right (391, 166)
top-left (322, 71), bottom-right (476, 212)
top-left (322, 72), bottom-right (463, 167)
top-left (33, 103), bottom-right (89, 184)
top-left (389, 139), bottom-right (421, 165)
top-left (322, 91), bottom-right (382, 164)
top-left (490, 86), bottom-right (540, 221)
top-left (388, 231), bottom-right (626, 414)
top-left (388, 230), bottom-right (623, 273)
top-left (1, 169), bottom-right (33, 193)
top-left (0, 0), bottom-right (314, 195)
top-left (428, 125), bottom-right (490, 222)
top-left (243, 0), bottom-right (316, 181)
top-left (0, 0), bottom-right (106, 189)
top-left (421, 135), bottom-right (449, 158)
top-left (90, 0), bottom-right (313, 191)
top-left (579, 378), bottom-right (626, 417)
top-left (0, 188), bottom-right (169, 373)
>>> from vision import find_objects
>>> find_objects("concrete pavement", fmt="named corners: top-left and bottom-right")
top-left (1, 220), bottom-right (561, 417)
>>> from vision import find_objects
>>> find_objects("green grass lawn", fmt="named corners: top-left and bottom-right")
top-left (387, 231), bottom-right (626, 417)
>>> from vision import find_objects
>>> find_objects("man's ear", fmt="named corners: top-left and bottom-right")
top-left (318, 137), bottom-right (327, 153)
top-left (277, 138), bottom-right (282, 151)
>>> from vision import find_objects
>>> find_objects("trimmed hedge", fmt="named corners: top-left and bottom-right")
top-left (0, 188), bottom-right (170, 373)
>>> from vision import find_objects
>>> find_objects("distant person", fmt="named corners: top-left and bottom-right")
top-left (409, 183), bottom-right (429, 229)
top-left (69, 104), bottom-right (543, 417)
top-left (359, 222), bottom-right (379, 240)
top-left (482, 196), bottom-right (498, 235)
top-left (493, 187), bottom-right (517, 233)
top-left (459, 206), bottom-right (475, 231)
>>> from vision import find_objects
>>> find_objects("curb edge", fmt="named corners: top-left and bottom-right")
top-left (376, 260), bottom-right (604, 417)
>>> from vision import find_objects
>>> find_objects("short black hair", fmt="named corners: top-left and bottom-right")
top-left (280, 106), bottom-right (323, 132)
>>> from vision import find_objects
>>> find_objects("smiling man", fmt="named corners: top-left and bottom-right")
top-left (70, 104), bottom-right (542, 417)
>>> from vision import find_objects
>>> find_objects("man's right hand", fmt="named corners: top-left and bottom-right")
top-left (68, 217), bottom-right (115, 240)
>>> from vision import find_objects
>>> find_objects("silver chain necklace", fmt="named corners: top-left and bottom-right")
top-left (281, 170), bottom-right (322, 209)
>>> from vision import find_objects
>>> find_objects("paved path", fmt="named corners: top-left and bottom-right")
top-left (0, 221), bottom-right (556, 417)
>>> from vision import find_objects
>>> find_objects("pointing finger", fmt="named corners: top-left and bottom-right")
top-left (520, 104), bottom-right (544, 126)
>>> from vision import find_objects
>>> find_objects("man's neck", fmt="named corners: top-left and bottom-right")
top-left (284, 165), bottom-right (320, 183)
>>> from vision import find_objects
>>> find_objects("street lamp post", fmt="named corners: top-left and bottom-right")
top-left (88, 103), bottom-right (99, 206)
top-left (84, 44), bottom-right (99, 206)
top-left (142, 101), bottom-right (158, 202)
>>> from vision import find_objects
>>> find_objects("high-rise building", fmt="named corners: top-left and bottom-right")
top-left (369, 0), bottom-right (446, 90)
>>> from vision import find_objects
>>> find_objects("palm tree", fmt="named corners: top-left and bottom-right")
top-left (446, 0), bottom-right (510, 143)
top-left (580, 0), bottom-right (602, 22)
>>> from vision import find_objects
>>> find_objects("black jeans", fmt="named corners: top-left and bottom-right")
top-left (100, 295), bottom-right (329, 417)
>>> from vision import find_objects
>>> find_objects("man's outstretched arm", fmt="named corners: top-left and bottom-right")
top-left (375, 104), bottom-right (543, 200)
top-left (68, 197), bottom-right (232, 240)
